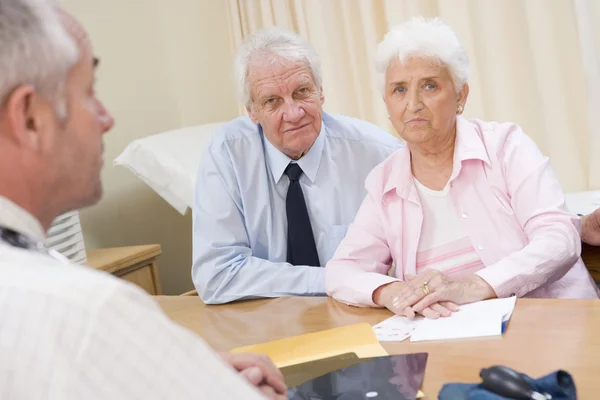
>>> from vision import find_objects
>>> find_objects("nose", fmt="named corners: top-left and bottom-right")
top-left (406, 87), bottom-right (424, 112)
top-left (282, 99), bottom-right (305, 123)
top-left (97, 99), bottom-right (115, 133)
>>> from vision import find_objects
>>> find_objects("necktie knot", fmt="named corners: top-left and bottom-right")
top-left (285, 163), bottom-right (303, 182)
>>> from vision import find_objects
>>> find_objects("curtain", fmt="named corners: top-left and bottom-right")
top-left (226, 0), bottom-right (600, 192)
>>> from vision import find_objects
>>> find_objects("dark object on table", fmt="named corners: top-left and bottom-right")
top-left (286, 353), bottom-right (428, 400)
top-left (438, 365), bottom-right (576, 399)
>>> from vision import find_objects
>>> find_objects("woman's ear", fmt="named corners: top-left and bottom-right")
top-left (457, 82), bottom-right (470, 106)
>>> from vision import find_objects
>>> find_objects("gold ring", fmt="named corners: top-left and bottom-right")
top-left (422, 281), bottom-right (430, 296)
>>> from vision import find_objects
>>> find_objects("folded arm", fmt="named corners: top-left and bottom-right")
top-left (476, 126), bottom-right (581, 298)
top-left (325, 191), bottom-right (398, 307)
top-left (192, 145), bottom-right (325, 305)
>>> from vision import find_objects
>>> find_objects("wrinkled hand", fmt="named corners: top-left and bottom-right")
top-left (406, 270), bottom-right (496, 314)
top-left (581, 208), bottom-right (600, 246)
top-left (372, 280), bottom-right (459, 319)
top-left (220, 352), bottom-right (287, 399)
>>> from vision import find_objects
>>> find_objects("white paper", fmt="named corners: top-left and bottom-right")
top-left (372, 296), bottom-right (516, 342)
top-left (372, 315), bottom-right (421, 342)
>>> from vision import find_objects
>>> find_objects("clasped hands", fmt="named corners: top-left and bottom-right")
top-left (373, 269), bottom-right (496, 319)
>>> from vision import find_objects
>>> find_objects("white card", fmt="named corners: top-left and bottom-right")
top-left (372, 315), bottom-right (421, 342)
top-left (372, 296), bottom-right (517, 342)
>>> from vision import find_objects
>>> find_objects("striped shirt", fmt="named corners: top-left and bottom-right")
top-left (0, 196), bottom-right (265, 400)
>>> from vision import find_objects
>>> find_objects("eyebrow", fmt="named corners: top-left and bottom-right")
top-left (93, 57), bottom-right (100, 68)
top-left (388, 76), bottom-right (440, 86)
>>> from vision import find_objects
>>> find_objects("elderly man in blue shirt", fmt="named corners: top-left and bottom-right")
top-left (192, 27), bottom-right (401, 304)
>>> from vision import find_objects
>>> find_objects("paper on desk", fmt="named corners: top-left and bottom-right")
top-left (231, 323), bottom-right (388, 368)
top-left (373, 296), bottom-right (516, 342)
top-left (373, 314), bottom-right (421, 342)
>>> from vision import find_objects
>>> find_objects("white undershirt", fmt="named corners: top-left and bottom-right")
top-left (414, 179), bottom-right (484, 276)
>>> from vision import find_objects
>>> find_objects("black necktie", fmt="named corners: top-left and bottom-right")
top-left (285, 163), bottom-right (320, 266)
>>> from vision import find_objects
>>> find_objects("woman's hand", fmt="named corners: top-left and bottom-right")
top-left (406, 270), bottom-right (497, 314)
top-left (372, 281), bottom-right (459, 319)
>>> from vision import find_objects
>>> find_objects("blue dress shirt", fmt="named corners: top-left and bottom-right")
top-left (192, 112), bottom-right (402, 304)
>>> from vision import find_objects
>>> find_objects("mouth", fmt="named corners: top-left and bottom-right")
top-left (406, 118), bottom-right (428, 124)
top-left (285, 122), bottom-right (311, 134)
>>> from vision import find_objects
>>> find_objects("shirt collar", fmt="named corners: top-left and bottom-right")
top-left (383, 116), bottom-right (491, 200)
top-left (262, 122), bottom-right (326, 184)
top-left (0, 196), bottom-right (46, 242)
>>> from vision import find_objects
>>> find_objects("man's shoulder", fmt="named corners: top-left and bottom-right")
top-left (322, 113), bottom-right (402, 150)
top-left (207, 116), bottom-right (261, 151)
top-left (0, 245), bottom-right (144, 311)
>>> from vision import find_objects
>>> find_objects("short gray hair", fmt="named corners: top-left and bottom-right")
top-left (375, 17), bottom-right (470, 94)
top-left (0, 0), bottom-right (79, 117)
top-left (233, 27), bottom-right (322, 107)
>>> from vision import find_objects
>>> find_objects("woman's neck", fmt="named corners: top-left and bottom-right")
top-left (410, 131), bottom-right (455, 169)
top-left (409, 131), bottom-right (456, 190)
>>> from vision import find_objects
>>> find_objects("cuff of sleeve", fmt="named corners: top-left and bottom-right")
top-left (475, 267), bottom-right (511, 298)
top-left (311, 268), bottom-right (327, 295)
top-left (347, 273), bottom-right (400, 307)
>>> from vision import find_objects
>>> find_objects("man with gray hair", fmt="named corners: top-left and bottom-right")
top-left (192, 28), bottom-right (402, 304)
top-left (0, 1), bottom-right (285, 398)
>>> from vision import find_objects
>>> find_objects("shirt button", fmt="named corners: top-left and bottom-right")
top-left (461, 213), bottom-right (469, 219)
top-left (477, 244), bottom-right (485, 250)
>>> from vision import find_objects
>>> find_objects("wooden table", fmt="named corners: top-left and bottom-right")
top-left (157, 296), bottom-right (600, 398)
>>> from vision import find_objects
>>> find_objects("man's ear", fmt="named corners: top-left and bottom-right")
top-left (2, 84), bottom-right (45, 150)
top-left (319, 86), bottom-right (325, 105)
top-left (246, 105), bottom-right (260, 125)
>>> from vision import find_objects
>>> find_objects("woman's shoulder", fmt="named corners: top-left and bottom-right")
top-left (462, 117), bottom-right (541, 159)
top-left (464, 118), bottom-right (531, 143)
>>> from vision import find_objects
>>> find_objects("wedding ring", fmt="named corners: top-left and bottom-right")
top-left (422, 281), bottom-right (431, 296)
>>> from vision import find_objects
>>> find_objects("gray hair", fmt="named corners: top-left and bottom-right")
top-left (233, 27), bottom-right (323, 107)
top-left (375, 17), bottom-right (470, 94)
top-left (0, 0), bottom-right (79, 117)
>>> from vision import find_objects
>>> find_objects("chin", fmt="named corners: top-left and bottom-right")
top-left (401, 128), bottom-right (432, 141)
top-left (80, 184), bottom-right (103, 209)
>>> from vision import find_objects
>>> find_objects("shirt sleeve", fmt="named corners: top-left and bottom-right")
top-left (69, 282), bottom-right (266, 399)
top-left (325, 190), bottom-right (398, 307)
top-left (192, 142), bottom-right (325, 304)
top-left (475, 124), bottom-right (582, 298)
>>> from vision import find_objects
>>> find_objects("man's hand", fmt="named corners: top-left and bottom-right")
top-left (581, 208), bottom-right (600, 246)
top-left (220, 352), bottom-right (287, 399)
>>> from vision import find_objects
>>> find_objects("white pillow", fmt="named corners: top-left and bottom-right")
top-left (115, 122), bottom-right (599, 218)
top-left (114, 122), bottom-right (225, 215)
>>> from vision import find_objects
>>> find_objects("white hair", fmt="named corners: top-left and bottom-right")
top-left (0, 0), bottom-right (79, 117)
top-left (233, 27), bottom-right (322, 107)
top-left (375, 17), bottom-right (470, 94)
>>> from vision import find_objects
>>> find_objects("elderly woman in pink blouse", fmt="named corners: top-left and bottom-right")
top-left (325, 18), bottom-right (599, 319)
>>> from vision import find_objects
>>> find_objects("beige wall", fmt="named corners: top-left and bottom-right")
top-left (60, 0), bottom-right (238, 294)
